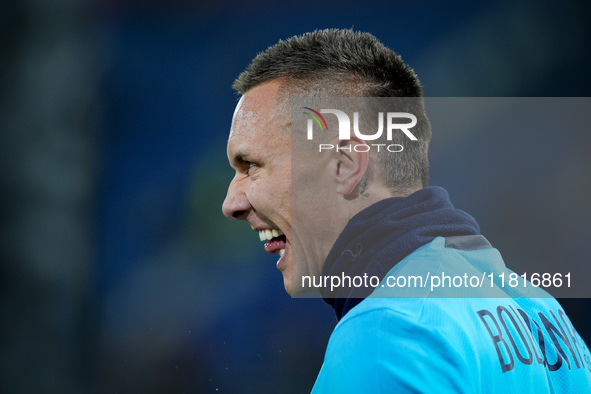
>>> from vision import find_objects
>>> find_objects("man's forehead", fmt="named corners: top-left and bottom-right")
top-left (227, 101), bottom-right (271, 161)
top-left (229, 82), bottom-right (290, 139)
top-left (230, 98), bottom-right (262, 138)
top-left (233, 80), bottom-right (285, 120)
top-left (231, 95), bottom-right (255, 123)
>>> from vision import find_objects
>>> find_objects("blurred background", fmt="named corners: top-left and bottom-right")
top-left (1, 0), bottom-right (590, 392)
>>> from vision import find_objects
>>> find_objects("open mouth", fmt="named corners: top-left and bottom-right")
top-left (258, 229), bottom-right (287, 257)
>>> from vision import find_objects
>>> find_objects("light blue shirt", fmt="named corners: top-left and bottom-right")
top-left (312, 237), bottom-right (591, 393)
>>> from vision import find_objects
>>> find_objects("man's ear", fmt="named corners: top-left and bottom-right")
top-left (333, 138), bottom-right (369, 196)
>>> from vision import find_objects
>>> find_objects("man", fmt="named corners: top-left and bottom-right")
top-left (222, 29), bottom-right (591, 393)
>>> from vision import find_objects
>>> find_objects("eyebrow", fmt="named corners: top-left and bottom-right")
top-left (231, 149), bottom-right (250, 167)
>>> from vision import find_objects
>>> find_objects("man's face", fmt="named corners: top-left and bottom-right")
top-left (222, 80), bottom-right (335, 295)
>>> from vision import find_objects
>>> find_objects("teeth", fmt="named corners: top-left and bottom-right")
top-left (258, 228), bottom-right (284, 242)
top-left (279, 249), bottom-right (285, 257)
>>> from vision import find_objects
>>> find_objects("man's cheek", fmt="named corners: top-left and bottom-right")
top-left (245, 183), bottom-right (261, 205)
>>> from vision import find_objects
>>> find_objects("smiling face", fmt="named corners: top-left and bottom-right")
top-left (222, 80), bottom-right (295, 292)
top-left (222, 80), bottom-right (342, 295)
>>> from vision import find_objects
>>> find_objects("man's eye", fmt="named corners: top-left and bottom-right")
top-left (247, 162), bottom-right (258, 173)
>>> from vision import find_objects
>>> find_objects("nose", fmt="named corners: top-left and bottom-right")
top-left (222, 177), bottom-right (251, 220)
